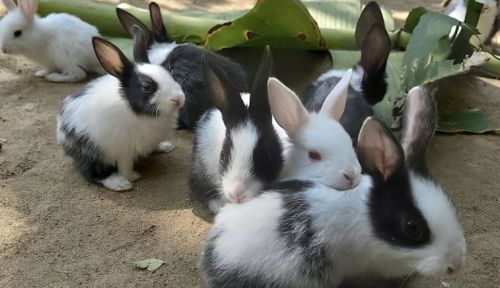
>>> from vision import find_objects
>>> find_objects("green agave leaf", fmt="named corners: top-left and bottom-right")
top-left (448, 0), bottom-right (484, 63)
top-left (437, 110), bottom-right (498, 134)
top-left (204, 0), bottom-right (326, 50)
top-left (403, 7), bottom-right (428, 33)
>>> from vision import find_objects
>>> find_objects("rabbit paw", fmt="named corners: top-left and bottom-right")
top-left (35, 69), bottom-right (51, 77)
top-left (158, 141), bottom-right (175, 153)
top-left (101, 174), bottom-right (133, 192)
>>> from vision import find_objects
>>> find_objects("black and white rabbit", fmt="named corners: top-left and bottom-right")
top-left (57, 27), bottom-right (185, 191)
top-left (306, 1), bottom-right (391, 143)
top-left (268, 69), bottom-right (362, 191)
top-left (0, 0), bottom-right (103, 82)
top-left (202, 87), bottom-right (466, 287)
top-left (116, 2), bottom-right (247, 130)
top-left (189, 47), bottom-right (283, 214)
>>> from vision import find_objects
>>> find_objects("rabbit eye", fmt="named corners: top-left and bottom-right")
top-left (308, 150), bottom-right (322, 161)
top-left (402, 218), bottom-right (424, 241)
top-left (14, 30), bottom-right (22, 37)
top-left (142, 82), bottom-right (152, 93)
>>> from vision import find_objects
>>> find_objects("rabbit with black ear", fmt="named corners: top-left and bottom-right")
top-left (189, 47), bottom-right (283, 214)
top-left (268, 69), bottom-right (362, 191)
top-left (0, 0), bottom-right (103, 82)
top-left (202, 96), bottom-right (466, 287)
top-left (57, 27), bottom-right (185, 191)
top-left (116, 3), bottom-right (247, 130)
top-left (306, 1), bottom-right (391, 143)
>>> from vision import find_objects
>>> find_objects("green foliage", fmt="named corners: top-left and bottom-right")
top-left (438, 110), bottom-right (497, 133)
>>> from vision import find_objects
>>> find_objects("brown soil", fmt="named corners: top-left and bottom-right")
top-left (0, 1), bottom-right (498, 287)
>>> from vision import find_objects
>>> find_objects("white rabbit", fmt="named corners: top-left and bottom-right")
top-left (202, 87), bottom-right (466, 287)
top-left (57, 27), bottom-right (184, 191)
top-left (0, 0), bottom-right (103, 82)
top-left (268, 69), bottom-right (362, 191)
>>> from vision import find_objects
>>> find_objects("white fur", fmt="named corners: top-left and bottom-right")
top-left (208, 171), bottom-right (466, 287)
top-left (316, 65), bottom-right (364, 93)
top-left (148, 42), bottom-right (180, 65)
top-left (58, 63), bottom-right (184, 191)
top-left (0, 2), bottom-right (103, 82)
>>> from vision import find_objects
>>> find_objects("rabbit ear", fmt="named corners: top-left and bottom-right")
top-left (149, 2), bottom-right (173, 43)
top-left (202, 54), bottom-right (247, 127)
top-left (132, 25), bottom-right (150, 64)
top-left (18, 0), bottom-right (38, 20)
top-left (93, 37), bottom-right (133, 79)
top-left (116, 8), bottom-right (153, 47)
top-left (267, 77), bottom-right (309, 139)
top-left (249, 46), bottom-right (273, 127)
top-left (401, 86), bottom-right (437, 175)
top-left (319, 69), bottom-right (352, 121)
top-left (2, 0), bottom-right (17, 11)
top-left (357, 117), bottom-right (404, 181)
top-left (355, 1), bottom-right (385, 47)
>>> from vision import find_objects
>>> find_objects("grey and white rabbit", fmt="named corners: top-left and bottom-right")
top-left (0, 0), bottom-right (103, 82)
top-left (57, 27), bottom-right (185, 191)
top-left (116, 2), bottom-right (247, 130)
top-left (202, 87), bottom-right (466, 288)
top-left (189, 47), bottom-right (283, 214)
top-left (306, 1), bottom-right (391, 144)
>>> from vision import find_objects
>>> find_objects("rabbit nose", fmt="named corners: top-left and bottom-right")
top-left (171, 94), bottom-right (185, 107)
top-left (343, 169), bottom-right (359, 187)
top-left (231, 183), bottom-right (246, 204)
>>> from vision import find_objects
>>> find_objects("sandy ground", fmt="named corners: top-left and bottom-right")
top-left (0, 0), bottom-right (499, 287)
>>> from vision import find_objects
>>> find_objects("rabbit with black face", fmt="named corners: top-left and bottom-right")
top-left (189, 47), bottom-right (283, 214)
top-left (202, 88), bottom-right (466, 287)
top-left (116, 2), bottom-right (247, 130)
top-left (0, 0), bottom-right (103, 82)
top-left (57, 27), bottom-right (184, 191)
top-left (306, 1), bottom-right (391, 144)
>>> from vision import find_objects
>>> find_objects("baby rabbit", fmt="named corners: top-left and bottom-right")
top-left (189, 47), bottom-right (283, 214)
top-left (306, 1), bottom-right (391, 143)
top-left (0, 0), bottom-right (103, 82)
top-left (57, 27), bottom-right (184, 191)
top-left (268, 69), bottom-right (362, 191)
top-left (116, 2), bottom-right (247, 130)
top-left (202, 87), bottom-right (466, 287)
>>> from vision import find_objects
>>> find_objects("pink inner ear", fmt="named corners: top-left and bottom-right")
top-left (2, 0), bottom-right (17, 11)
top-left (18, 0), bottom-right (38, 20)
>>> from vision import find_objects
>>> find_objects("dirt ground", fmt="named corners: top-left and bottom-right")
top-left (0, 0), bottom-right (499, 287)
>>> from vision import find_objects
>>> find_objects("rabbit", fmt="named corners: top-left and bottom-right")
top-left (189, 47), bottom-right (283, 214)
top-left (116, 2), bottom-right (247, 130)
top-left (202, 87), bottom-right (466, 287)
top-left (305, 1), bottom-right (391, 144)
top-left (268, 69), bottom-right (362, 191)
top-left (57, 27), bottom-right (185, 192)
top-left (0, 0), bottom-right (103, 82)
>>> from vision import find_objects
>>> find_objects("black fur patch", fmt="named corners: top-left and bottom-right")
top-left (165, 45), bottom-right (247, 130)
top-left (361, 65), bottom-right (387, 105)
top-left (219, 133), bottom-right (233, 175)
top-left (252, 127), bottom-right (283, 183)
top-left (60, 123), bottom-right (116, 182)
top-left (368, 165), bottom-right (431, 248)
top-left (120, 71), bottom-right (159, 116)
top-left (277, 181), bottom-right (331, 283)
